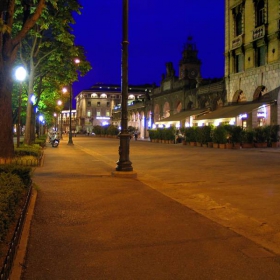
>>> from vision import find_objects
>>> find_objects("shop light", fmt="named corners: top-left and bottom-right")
top-left (214, 120), bottom-right (220, 126)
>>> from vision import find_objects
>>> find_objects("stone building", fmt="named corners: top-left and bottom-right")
top-left (152, 37), bottom-right (226, 128)
top-left (75, 84), bottom-right (152, 134)
top-left (224, 0), bottom-right (280, 128)
top-left (111, 37), bottom-right (227, 136)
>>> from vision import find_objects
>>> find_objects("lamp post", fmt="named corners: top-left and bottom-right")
top-left (64, 58), bottom-right (80, 146)
top-left (57, 100), bottom-right (63, 139)
top-left (53, 113), bottom-right (57, 132)
top-left (38, 115), bottom-right (44, 137)
top-left (15, 66), bottom-right (27, 148)
top-left (116, 0), bottom-right (133, 171)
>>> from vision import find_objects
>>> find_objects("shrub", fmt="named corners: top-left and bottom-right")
top-left (231, 126), bottom-right (243, 144)
top-left (212, 125), bottom-right (227, 144)
top-left (254, 126), bottom-right (270, 143)
top-left (14, 144), bottom-right (43, 158)
top-left (106, 125), bottom-right (119, 136)
top-left (0, 172), bottom-right (26, 241)
top-left (185, 127), bottom-right (197, 142)
top-left (0, 164), bottom-right (32, 186)
top-left (241, 129), bottom-right (255, 143)
top-left (197, 126), bottom-right (212, 144)
top-left (269, 125), bottom-right (280, 142)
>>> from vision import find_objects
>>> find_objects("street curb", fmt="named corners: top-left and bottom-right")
top-left (9, 189), bottom-right (38, 280)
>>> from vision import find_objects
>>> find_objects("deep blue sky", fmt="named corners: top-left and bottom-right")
top-left (72, 1), bottom-right (225, 96)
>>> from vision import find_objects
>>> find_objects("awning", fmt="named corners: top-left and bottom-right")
top-left (195, 102), bottom-right (269, 121)
top-left (156, 109), bottom-right (205, 123)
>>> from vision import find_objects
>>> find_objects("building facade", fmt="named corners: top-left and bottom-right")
top-left (57, 109), bottom-right (77, 134)
top-left (80, 1), bottom-right (280, 137)
top-left (225, 0), bottom-right (280, 127)
top-left (75, 84), bottom-right (153, 134)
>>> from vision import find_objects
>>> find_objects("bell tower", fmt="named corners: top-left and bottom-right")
top-left (179, 37), bottom-right (201, 81)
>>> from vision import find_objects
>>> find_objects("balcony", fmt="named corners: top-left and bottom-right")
top-left (232, 35), bottom-right (243, 50)
top-left (252, 25), bottom-right (265, 41)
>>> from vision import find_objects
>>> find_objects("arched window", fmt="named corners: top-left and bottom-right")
top-left (100, 93), bottom-right (107, 98)
top-left (91, 93), bottom-right (98, 98)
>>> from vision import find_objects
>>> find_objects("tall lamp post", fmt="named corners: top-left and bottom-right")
top-left (63, 58), bottom-right (80, 146)
top-left (15, 66), bottom-right (27, 148)
top-left (116, 0), bottom-right (133, 171)
top-left (57, 100), bottom-right (63, 139)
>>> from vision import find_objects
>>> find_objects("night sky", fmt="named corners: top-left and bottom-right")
top-left (72, 1), bottom-right (225, 97)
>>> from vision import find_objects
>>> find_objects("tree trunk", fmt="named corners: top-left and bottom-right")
top-left (24, 64), bottom-right (35, 145)
top-left (0, 69), bottom-right (15, 163)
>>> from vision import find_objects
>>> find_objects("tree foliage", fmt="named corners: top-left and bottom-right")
top-left (0, 0), bottom-right (91, 161)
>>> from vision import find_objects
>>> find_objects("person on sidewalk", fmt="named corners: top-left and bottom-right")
top-left (134, 131), bottom-right (138, 141)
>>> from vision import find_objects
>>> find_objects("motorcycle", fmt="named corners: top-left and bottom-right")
top-left (51, 138), bottom-right (60, 148)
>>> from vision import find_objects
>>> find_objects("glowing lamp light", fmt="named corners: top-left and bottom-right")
top-left (15, 66), bottom-right (27, 82)
top-left (30, 94), bottom-right (36, 105)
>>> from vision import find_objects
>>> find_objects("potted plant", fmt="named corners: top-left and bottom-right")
top-left (269, 125), bottom-right (279, 147)
top-left (185, 127), bottom-right (197, 146)
top-left (224, 124), bottom-right (233, 149)
top-left (254, 126), bottom-right (269, 148)
top-left (199, 125), bottom-right (212, 147)
top-left (231, 125), bottom-right (243, 149)
top-left (241, 129), bottom-right (254, 148)
top-left (212, 125), bottom-right (227, 148)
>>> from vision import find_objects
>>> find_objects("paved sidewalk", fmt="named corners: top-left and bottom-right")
top-left (16, 140), bottom-right (280, 279)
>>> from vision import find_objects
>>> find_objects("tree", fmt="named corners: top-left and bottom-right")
top-left (18, 0), bottom-right (90, 145)
top-left (0, 0), bottom-right (46, 163)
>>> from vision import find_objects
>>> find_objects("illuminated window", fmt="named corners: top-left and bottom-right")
top-left (91, 93), bottom-right (98, 98)
top-left (87, 111), bottom-right (91, 117)
top-left (100, 93), bottom-right (107, 98)
top-left (96, 111), bottom-right (101, 117)
top-left (106, 110), bottom-right (110, 117)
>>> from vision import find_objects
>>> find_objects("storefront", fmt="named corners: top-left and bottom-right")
top-left (154, 109), bottom-right (205, 128)
top-left (193, 102), bottom-right (270, 128)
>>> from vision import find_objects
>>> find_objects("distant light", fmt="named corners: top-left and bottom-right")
top-left (74, 58), bottom-right (80, 64)
top-left (30, 94), bottom-right (36, 105)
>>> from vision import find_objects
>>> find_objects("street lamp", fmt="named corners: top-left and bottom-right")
top-left (53, 113), bottom-right (57, 131)
top-left (15, 66), bottom-right (27, 148)
top-left (115, 0), bottom-right (133, 172)
top-left (57, 100), bottom-right (63, 139)
top-left (38, 115), bottom-right (44, 137)
top-left (63, 58), bottom-right (80, 146)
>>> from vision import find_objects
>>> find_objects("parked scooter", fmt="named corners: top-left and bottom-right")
top-left (49, 133), bottom-right (60, 148)
top-left (51, 138), bottom-right (60, 148)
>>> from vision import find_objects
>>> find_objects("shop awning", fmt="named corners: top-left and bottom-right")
top-left (195, 102), bottom-right (269, 120)
top-left (156, 109), bottom-right (205, 123)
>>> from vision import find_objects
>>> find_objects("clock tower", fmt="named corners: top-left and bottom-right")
top-left (179, 37), bottom-right (201, 81)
